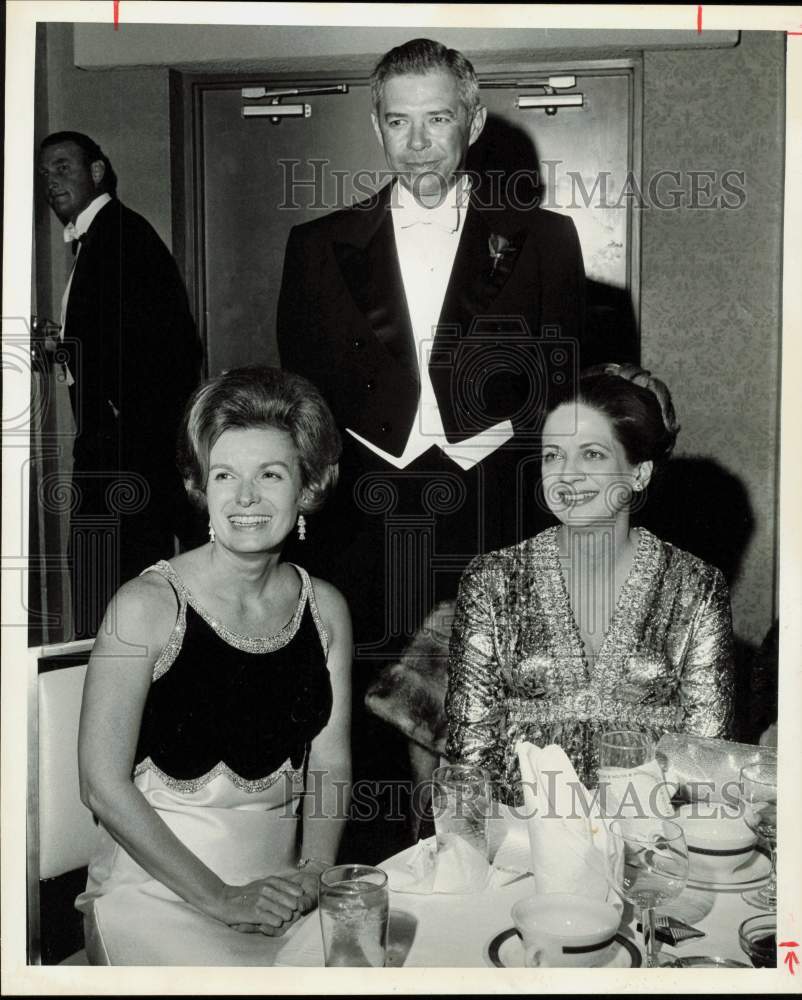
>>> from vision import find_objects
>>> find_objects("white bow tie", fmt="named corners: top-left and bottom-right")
top-left (398, 200), bottom-right (461, 233)
top-left (63, 222), bottom-right (81, 243)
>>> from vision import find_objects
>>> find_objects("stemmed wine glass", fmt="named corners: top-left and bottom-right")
top-left (739, 758), bottom-right (777, 909)
top-left (606, 817), bottom-right (690, 968)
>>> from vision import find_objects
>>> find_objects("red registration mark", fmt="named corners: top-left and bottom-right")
top-left (780, 941), bottom-right (800, 975)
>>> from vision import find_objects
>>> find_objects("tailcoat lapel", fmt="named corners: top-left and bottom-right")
top-left (430, 196), bottom-right (532, 440)
top-left (436, 196), bottom-right (530, 344)
top-left (332, 185), bottom-right (419, 381)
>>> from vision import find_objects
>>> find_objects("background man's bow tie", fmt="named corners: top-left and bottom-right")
top-left (63, 223), bottom-right (86, 255)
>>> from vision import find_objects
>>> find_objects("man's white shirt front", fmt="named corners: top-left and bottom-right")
top-left (346, 180), bottom-right (513, 470)
top-left (60, 193), bottom-right (112, 338)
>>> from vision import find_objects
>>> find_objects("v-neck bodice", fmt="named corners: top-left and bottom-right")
top-left (446, 527), bottom-right (735, 804)
top-left (548, 526), bottom-right (653, 672)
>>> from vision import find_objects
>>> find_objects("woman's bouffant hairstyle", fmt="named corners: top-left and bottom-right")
top-left (548, 362), bottom-right (680, 469)
top-left (370, 37), bottom-right (481, 116)
top-left (178, 366), bottom-right (341, 513)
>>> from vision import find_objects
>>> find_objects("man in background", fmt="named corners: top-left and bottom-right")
top-left (38, 131), bottom-right (202, 638)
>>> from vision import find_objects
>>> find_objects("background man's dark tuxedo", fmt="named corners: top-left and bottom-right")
top-left (64, 199), bottom-right (202, 631)
top-left (278, 180), bottom-right (585, 856)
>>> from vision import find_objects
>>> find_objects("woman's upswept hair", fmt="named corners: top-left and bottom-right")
top-left (178, 365), bottom-right (341, 512)
top-left (370, 37), bottom-right (481, 116)
top-left (547, 362), bottom-right (680, 469)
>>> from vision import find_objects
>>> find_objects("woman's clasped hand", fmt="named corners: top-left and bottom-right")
top-left (218, 875), bottom-right (310, 935)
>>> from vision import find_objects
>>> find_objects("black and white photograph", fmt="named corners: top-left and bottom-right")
top-left (2, 1), bottom-right (801, 993)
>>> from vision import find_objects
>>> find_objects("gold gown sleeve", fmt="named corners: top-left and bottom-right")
top-left (678, 567), bottom-right (735, 739)
top-left (445, 556), bottom-right (506, 788)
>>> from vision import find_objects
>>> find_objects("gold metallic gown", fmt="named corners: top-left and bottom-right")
top-left (445, 527), bottom-right (735, 805)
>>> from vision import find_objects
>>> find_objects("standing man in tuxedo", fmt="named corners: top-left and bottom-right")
top-left (277, 39), bottom-right (585, 852)
top-left (38, 131), bottom-right (202, 637)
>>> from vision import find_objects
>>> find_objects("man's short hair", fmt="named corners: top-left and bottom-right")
top-left (370, 38), bottom-right (480, 117)
top-left (39, 131), bottom-right (118, 197)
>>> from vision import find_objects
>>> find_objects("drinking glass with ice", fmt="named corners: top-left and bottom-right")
top-left (318, 864), bottom-right (389, 967)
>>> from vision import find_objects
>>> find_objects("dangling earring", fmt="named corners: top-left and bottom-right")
top-left (297, 513), bottom-right (307, 541)
top-left (208, 521), bottom-right (216, 543)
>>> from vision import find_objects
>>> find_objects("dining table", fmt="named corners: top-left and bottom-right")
top-left (274, 810), bottom-right (771, 969)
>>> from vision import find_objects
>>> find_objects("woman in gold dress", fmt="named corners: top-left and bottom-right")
top-left (445, 364), bottom-right (735, 804)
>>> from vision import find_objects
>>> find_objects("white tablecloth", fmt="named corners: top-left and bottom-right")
top-left (275, 815), bottom-right (768, 968)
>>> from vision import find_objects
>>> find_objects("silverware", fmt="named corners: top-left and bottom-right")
top-left (636, 914), bottom-right (706, 946)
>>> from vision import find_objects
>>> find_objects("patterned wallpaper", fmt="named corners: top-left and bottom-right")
top-left (639, 31), bottom-right (784, 649)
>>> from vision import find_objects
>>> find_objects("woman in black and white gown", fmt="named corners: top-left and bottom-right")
top-left (76, 366), bottom-right (351, 965)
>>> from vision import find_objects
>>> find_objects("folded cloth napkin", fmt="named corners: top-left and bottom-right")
top-left (516, 741), bottom-right (611, 901)
top-left (388, 802), bottom-right (532, 894)
top-left (656, 734), bottom-right (770, 803)
top-left (388, 839), bottom-right (506, 894)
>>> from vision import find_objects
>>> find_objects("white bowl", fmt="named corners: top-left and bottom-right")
top-left (511, 893), bottom-right (621, 968)
top-left (674, 803), bottom-right (757, 877)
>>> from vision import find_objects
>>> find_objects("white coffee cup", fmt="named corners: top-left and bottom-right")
top-left (511, 893), bottom-right (621, 968)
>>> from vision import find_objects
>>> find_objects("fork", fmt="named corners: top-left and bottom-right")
top-left (637, 915), bottom-right (706, 946)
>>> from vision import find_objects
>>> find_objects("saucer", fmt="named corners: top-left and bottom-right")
top-left (484, 929), bottom-right (641, 968)
top-left (687, 846), bottom-right (771, 891)
top-left (665, 955), bottom-right (750, 969)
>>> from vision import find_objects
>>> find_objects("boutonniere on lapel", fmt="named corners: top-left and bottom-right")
top-left (487, 233), bottom-right (517, 275)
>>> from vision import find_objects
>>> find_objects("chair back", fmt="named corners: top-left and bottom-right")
top-left (28, 656), bottom-right (99, 963)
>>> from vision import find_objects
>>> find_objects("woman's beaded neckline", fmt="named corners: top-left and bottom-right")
top-left (151, 559), bottom-right (311, 655)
